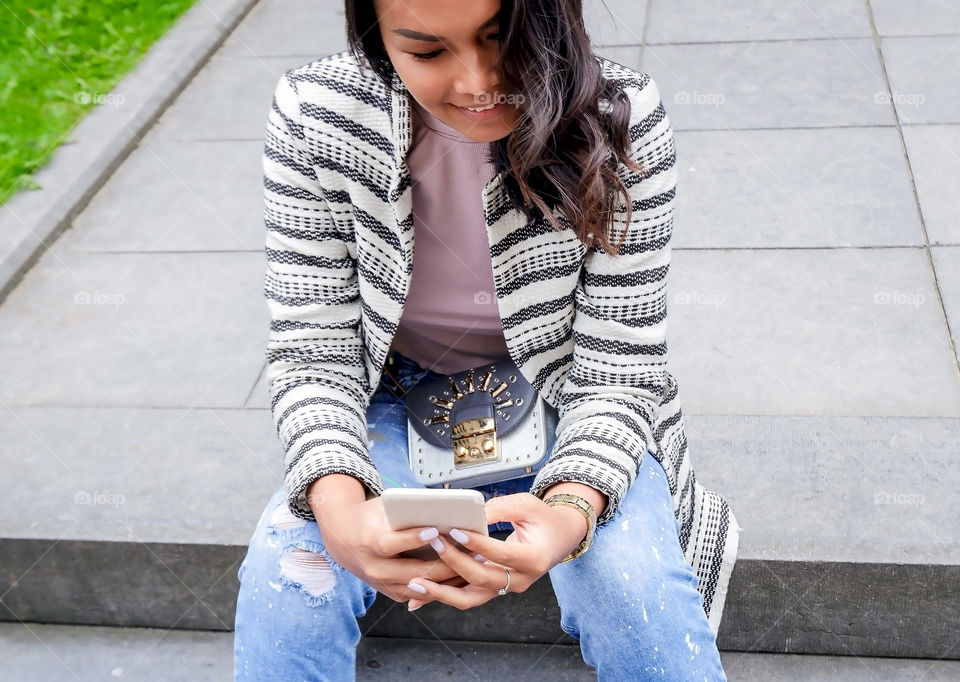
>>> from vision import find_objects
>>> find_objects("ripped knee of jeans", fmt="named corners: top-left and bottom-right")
top-left (277, 545), bottom-right (337, 607)
top-left (267, 503), bottom-right (339, 607)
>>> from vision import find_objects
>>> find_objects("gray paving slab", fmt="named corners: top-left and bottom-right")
top-left (870, 0), bottom-right (960, 37)
top-left (0, 0), bottom-right (259, 303)
top-left (644, 39), bottom-right (892, 130)
top-left (646, 0), bottom-right (872, 44)
top-left (932, 246), bottom-right (960, 365)
top-left (592, 44), bottom-right (643, 70)
top-left (722, 650), bottom-right (960, 680)
top-left (3, 623), bottom-right (960, 682)
top-left (0, 405), bottom-right (280, 544)
top-left (882, 37), bottom-right (960, 125)
top-left (686, 414), bottom-right (960, 564)
top-left (689, 414), bottom-right (960, 659)
top-left (0, 246), bottom-right (267, 408)
top-left (720, 557), bottom-right (960, 660)
top-left (244, 362), bottom-right (270, 409)
top-left (383, 644), bottom-right (960, 681)
top-left (0, 535), bottom-right (242, 631)
top-left (244, 361), bottom-right (268, 408)
top-left (58, 140), bottom-right (264, 253)
top-left (903, 125), bottom-right (960, 245)
top-left (0, 623), bottom-right (232, 682)
top-left (143, 54), bottom-right (317, 142)
top-left (357, 637), bottom-right (594, 680)
top-left (364, 641), bottom-right (960, 681)
top-left (666, 248), bottom-right (960, 416)
top-left (221, 0), bottom-right (347, 57)
top-left (584, 0), bottom-right (648, 47)
top-left (672, 127), bottom-right (923, 248)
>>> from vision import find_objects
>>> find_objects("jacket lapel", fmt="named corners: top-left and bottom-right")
top-left (388, 75), bottom-right (415, 281)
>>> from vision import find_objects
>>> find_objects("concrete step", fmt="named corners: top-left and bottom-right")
top-left (1, 406), bottom-right (959, 660)
top-left (3, 623), bottom-right (960, 681)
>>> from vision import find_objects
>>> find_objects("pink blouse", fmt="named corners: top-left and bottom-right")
top-left (388, 100), bottom-right (512, 374)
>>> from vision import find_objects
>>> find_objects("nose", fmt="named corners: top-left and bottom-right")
top-left (453, 48), bottom-right (500, 99)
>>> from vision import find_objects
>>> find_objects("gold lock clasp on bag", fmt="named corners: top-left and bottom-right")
top-left (451, 416), bottom-right (501, 467)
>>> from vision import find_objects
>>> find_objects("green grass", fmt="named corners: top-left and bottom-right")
top-left (0, 0), bottom-right (199, 205)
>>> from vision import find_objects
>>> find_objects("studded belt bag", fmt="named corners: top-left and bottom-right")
top-left (405, 357), bottom-right (560, 489)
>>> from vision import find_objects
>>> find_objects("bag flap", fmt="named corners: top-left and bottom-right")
top-left (405, 358), bottom-right (538, 449)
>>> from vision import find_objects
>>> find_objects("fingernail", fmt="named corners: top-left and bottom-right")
top-left (429, 537), bottom-right (444, 553)
top-left (419, 527), bottom-right (439, 541)
top-left (473, 553), bottom-right (487, 563)
top-left (450, 528), bottom-right (468, 543)
top-left (407, 581), bottom-right (426, 594)
top-left (408, 600), bottom-right (422, 611)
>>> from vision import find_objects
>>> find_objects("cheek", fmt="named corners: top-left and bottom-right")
top-left (391, 60), bottom-right (448, 102)
top-left (402, 73), bottom-right (448, 107)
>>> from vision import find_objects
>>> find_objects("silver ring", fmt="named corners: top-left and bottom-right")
top-left (497, 567), bottom-right (511, 596)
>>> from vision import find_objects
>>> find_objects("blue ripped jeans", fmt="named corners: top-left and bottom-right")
top-left (234, 351), bottom-right (727, 681)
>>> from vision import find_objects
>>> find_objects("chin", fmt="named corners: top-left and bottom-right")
top-left (448, 106), bottom-right (518, 140)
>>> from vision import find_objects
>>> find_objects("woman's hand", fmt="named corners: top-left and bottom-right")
top-left (405, 492), bottom-right (589, 610)
top-left (317, 495), bottom-right (468, 602)
top-left (309, 478), bottom-right (465, 604)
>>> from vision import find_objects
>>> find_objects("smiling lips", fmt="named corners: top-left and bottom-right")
top-left (454, 91), bottom-right (509, 111)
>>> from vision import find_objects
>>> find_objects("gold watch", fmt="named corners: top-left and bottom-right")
top-left (544, 493), bottom-right (597, 562)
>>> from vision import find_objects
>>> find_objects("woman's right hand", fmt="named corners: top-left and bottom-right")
top-left (308, 475), bottom-right (464, 603)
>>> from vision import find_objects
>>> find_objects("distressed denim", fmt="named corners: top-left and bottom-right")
top-left (234, 351), bottom-right (727, 681)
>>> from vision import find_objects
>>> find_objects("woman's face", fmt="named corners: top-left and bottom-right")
top-left (373, 0), bottom-right (521, 142)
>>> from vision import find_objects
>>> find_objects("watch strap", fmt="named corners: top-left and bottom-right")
top-left (544, 493), bottom-right (597, 562)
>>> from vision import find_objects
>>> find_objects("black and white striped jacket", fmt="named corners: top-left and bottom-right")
top-left (262, 49), bottom-right (739, 633)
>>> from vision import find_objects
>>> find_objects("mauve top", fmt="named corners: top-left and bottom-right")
top-left (389, 99), bottom-right (512, 374)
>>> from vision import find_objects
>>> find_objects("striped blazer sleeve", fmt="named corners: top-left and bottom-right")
top-left (528, 76), bottom-right (677, 526)
top-left (262, 70), bottom-right (382, 520)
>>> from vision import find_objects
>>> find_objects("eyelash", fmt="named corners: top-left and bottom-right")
top-left (411, 33), bottom-right (500, 62)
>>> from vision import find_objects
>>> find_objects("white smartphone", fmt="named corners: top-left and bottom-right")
top-left (381, 488), bottom-right (488, 559)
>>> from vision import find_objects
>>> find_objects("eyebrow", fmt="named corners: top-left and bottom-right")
top-left (391, 11), bottom-right (499, 42)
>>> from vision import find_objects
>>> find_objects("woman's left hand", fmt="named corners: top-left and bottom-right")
top-left (405, 493), bottom-right (589, 611)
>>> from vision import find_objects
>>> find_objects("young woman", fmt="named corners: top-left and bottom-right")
top-left (234, 0), bottom-right (740, 679)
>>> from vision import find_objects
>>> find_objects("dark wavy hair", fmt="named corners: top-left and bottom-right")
top-left (345, 0), bottom-right (643, 256)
